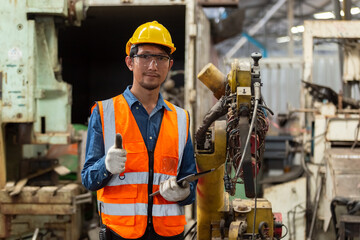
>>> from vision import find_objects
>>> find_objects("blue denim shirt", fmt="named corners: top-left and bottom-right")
top-left (81, 86), bottom-right (197, 205)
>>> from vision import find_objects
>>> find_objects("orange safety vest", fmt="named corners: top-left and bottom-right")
top-left (96, 94), bottom-right (189, 239)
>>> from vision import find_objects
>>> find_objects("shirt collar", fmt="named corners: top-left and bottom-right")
top-left (123, 86), bottom-right (172, 111)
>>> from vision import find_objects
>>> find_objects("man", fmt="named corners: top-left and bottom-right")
top-left (81, 21), bottom-right (197, 240)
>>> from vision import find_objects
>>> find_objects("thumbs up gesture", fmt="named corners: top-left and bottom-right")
top-left (105, 133), bottom-right (127, 174)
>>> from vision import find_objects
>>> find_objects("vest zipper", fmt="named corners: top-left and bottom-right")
top-left (147, 150), bottom-right (154, 230)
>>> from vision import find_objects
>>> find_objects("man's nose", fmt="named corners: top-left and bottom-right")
top-left (148, 59), bottom-right (158, 69)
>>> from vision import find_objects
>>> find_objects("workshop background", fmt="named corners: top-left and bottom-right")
top-left (1, 0), bottom-right (360, 239)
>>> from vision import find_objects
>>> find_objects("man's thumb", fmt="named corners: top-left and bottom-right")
top-left (115, 133), bottom-right (123, 149)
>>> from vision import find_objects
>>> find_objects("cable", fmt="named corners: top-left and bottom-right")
top-left (278, 223), bottom-right (289, 239)
top-left (252, 118), bottom-right (258, 240)
top-left (258, 104), bottom-right (274, 116)
top-left (286, 204), bottom-right (306, 240)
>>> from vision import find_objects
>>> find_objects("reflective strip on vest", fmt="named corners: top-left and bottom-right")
top-left (98, 201), bottom-right (184, 217)
top-left (107, 172), bottom-right (173, 186)
top-left (99, 201), bottom-right (147, 216)
top-left (102, 99), bottom-right (116, 153)
top-left (153, 204), bottom-right (185, 217)
top-left (174, 105), bottom-right (188, 175)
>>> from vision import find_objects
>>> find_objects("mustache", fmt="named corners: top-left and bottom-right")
top-left (143, 72), bottom-right (160, 77)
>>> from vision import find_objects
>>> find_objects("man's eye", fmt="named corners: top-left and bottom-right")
top-left (143, 55), bottom-right (152, 60)
top-left (157, 56), bottom-right (168, 61)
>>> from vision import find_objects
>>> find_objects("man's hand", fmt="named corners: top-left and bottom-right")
top-left (105, 134), bottom-right (127, 174)
top-left (159, 177), bottom-right (190, 202)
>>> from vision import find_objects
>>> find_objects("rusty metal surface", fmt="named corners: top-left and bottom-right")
top-left (231, 198), bottom-right (274, 237)
top-left (339, 215), bottom-right (360, 239)
top-left (326, 148), bottom-right (360, 173)
top-left (228, 220), bottom-right (246, 240)
top-left (326, 148), bottom-right (360, 200)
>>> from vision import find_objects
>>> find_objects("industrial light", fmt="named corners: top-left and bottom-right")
top-left (314, 7), bottom-right (360, 19)
top-left (314, 12), bottom-right (335, 19)
top-left (351, 7), bottom-right (360, 15)
top-left (276, 35), bottom-right (302, 43)
top-left (291, 25), bottom-right (304, 34)
top-left (276, 36), bottom-right (290, 43)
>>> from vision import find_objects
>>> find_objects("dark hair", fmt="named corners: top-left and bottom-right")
top-left (129, 43), bottom-right (172, 59)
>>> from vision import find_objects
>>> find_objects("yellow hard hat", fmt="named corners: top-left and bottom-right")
top-left (126, 21), bottom-right (176, 56)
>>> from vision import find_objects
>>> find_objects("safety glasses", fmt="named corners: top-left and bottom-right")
top-left (133, 54), bottom-right (170, 68)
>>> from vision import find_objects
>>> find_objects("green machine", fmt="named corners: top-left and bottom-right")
top-left (0, 1), bottom-right (89, 239)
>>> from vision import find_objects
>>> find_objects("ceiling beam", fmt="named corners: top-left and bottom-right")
top-left (225, 0), bottom-right (287, 59)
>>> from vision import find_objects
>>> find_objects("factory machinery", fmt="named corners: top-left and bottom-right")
top-left (195, 53), bottom-right (285, 240)
top-left (0, 1), bottom-right (91, 239)
top-left (1, 0), bottom-right (288, 239)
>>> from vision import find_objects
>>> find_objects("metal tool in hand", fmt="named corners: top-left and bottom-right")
top-left (149, 168), bottom-right (216, 197)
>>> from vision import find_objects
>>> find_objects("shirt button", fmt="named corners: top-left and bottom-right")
top-left (97, 181), bottom-right (100, 184)
top-left (149, 136), bottom-right (153, 140)
top-left (104, 173), bottom-right (107, 176)
top-left (136, 107), bottom-right (139, 110)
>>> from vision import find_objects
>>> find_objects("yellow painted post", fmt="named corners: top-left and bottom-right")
top-left (196, 120), bottom-right (227, 240)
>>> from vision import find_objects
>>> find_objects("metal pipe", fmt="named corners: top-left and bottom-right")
top-left (32, 228), bottom-right (40, 240)
top-left (307, 175), bottom-right (323, 240)
top-left (287, 0), bottom-right (294, 57)
top-left (235, 83), bottom-right (261, 179)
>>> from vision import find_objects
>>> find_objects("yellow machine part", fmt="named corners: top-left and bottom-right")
top-left (196, 120), bottom-right (227, 240)
top-left (232, 198), bottom-right (274, 237)
top-left (197, 63), bottom-right (226, 99)
top-left (227, 59), bottom-right (252, 109)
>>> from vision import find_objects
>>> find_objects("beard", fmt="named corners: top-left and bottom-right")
top-left (139, 73), bottom-right (163, 90)
top-left (140, 81), bottom-right (159, 91)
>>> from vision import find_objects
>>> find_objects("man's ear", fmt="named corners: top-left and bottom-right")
top-left (168, 59), bottom-right (174, 70)
top-left (125, 56), bottom-right (133, 71)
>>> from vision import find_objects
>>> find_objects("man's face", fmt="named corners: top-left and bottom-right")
top-left (126, 44), bottom-right (173, 91)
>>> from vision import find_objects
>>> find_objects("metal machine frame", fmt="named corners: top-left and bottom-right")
top-left (302, 20), bottom-right (360, 239)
